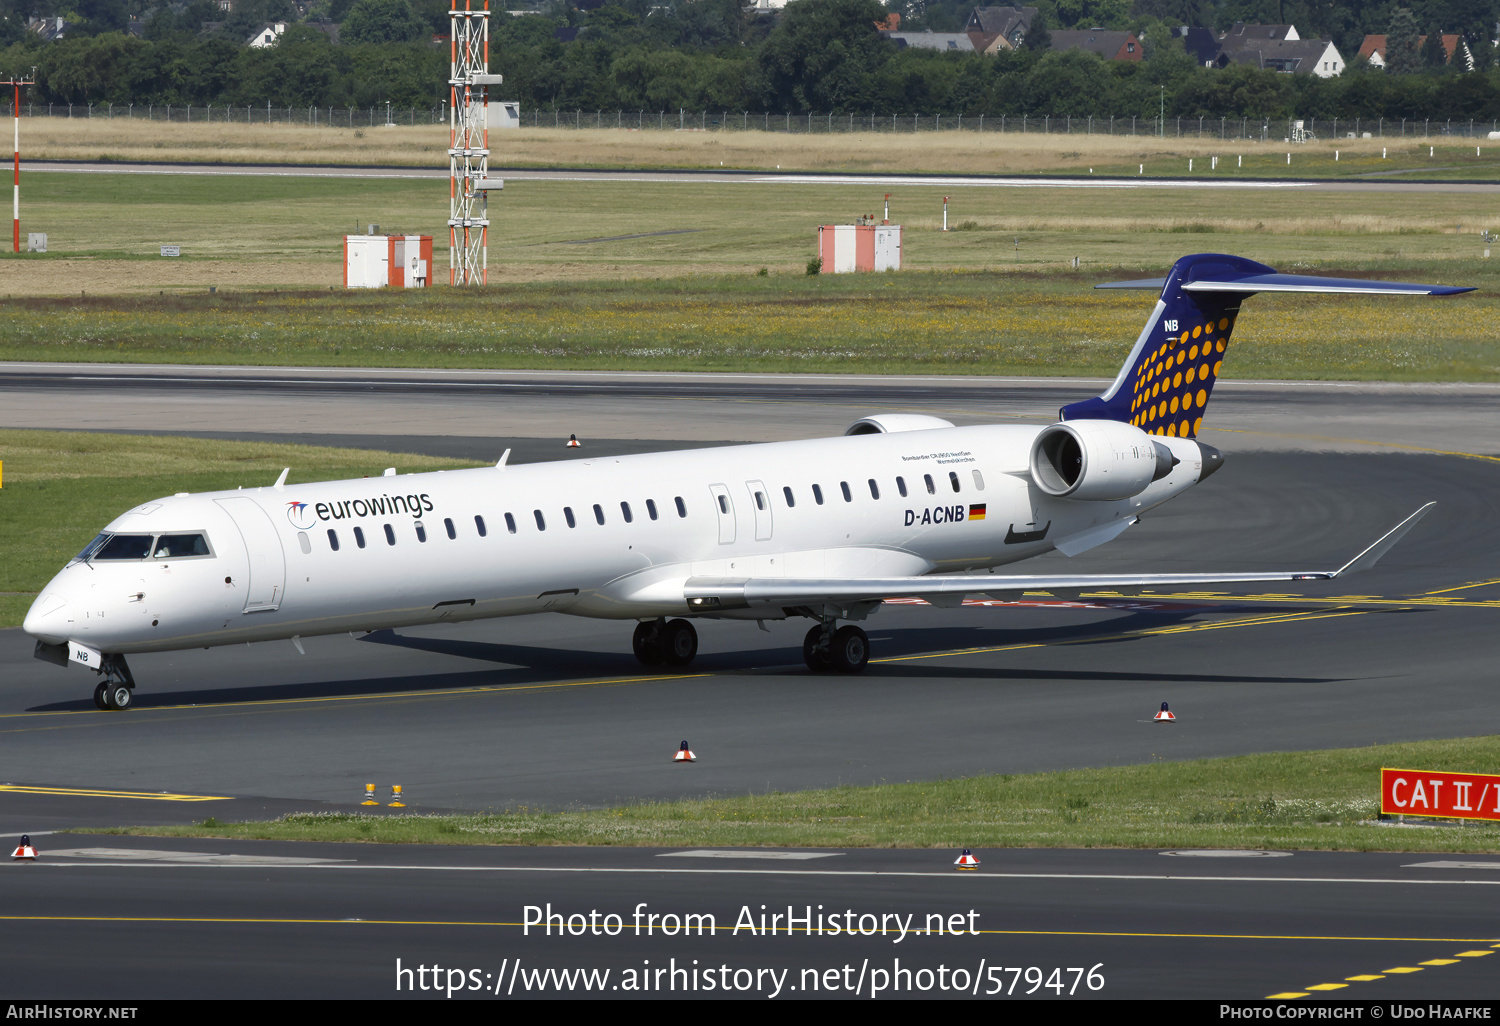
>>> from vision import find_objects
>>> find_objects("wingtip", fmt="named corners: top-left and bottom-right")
top-left (1335, 502), bottom-right (1435, 576)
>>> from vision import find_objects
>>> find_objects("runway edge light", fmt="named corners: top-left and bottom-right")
top-left (567, 434), bottom-right (581, 448)
top-left (674, 740), bottom-right (696, 763)
top-left (11, 834), bottom-right (36, 861)
top-left (388, 785), bottom-right (405, 808)
top-left (1154, 702), bottom-right (1176, 723)
top-left (954, 849), bottom-right (979, 870)
top-left (361, 783), bottom-right (379, 806)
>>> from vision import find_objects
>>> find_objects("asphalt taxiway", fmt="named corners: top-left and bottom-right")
top-left (7, 840), bottom-right (1500, 999)
top-left (2, 368), bottom-right (1498, 998)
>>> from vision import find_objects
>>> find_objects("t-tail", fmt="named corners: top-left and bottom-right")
top-left (1060, 253), bottom-right (1474, 439)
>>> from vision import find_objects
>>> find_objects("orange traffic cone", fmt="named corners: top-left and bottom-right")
top-left (11, 835), bottom-right (37, 861)
top-left (566, 434), bottom-right (581, 448)
top-left (1153, 702), bottom-right (1176, 723)
top-left (954, 849), bottom-right (979, 870)
top-left (674, 740), bottom-right (696, 763)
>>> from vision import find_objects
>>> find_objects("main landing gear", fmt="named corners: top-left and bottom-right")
top-left (633, 618), bottom-right (699, 668)
top-left (803, 622), bottom-right (869, 674)
top-left (90, 654), bottom-right (136, 711)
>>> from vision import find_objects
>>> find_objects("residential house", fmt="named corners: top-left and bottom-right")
top-left (1048, 29), bottom-right (1142, 61)
top-left (1219, 22), bottom-right (1299, 45)
top-left (1173, 25), bottom-right (1220, 66)
top-left (886, 31), bottom-right (974, 52)
top-left (247, 22), bottom-right (286, 47)
top-left (1218, 36), bottom-right (1344, 76)
top-left (26, 16), bottom-right (67, 41)
top-left (965, 6), bottom-right (1036, 54)
top-left (1358, 33), bottom-right (1473, 71)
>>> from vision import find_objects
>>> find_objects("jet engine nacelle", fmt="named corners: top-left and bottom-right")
top-left (1029, 421), bottom-right (1176, 501)
top-left (845, 414), bottom-right (957, 435)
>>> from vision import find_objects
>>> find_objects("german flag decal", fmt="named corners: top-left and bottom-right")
top-left (968, 503), bottom-right (987, 521)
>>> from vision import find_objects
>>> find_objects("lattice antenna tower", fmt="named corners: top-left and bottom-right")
top-left (449, 1), bottom-right (502, 285)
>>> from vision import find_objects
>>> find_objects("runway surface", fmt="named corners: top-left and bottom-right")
top-left (24, 160), bottom-right (1500, 193)
top-left (3, 367), bottom-right (1498, 999)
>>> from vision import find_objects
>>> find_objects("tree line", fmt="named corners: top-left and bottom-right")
top-left (2, 0), bottom-right (1499, 118)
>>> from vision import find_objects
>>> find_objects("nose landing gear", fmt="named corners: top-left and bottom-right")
top-left (90, 654), bottom-right (136, 711)
top-left (632, 618), bottom-right (699, 668)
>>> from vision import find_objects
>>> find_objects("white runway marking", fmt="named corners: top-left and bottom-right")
top-left (45, 846), bottom-right (350, 866)
top-left (658, 849), bottom-right (844, 860)
top-left (20, 861), bottom-right (1500, 884)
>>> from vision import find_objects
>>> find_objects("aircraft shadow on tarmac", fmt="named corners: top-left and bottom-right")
top-left (28, 604), bottom-right (1381, 711)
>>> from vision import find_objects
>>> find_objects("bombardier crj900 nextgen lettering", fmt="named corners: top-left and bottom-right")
top-left (24, 254), bottom-right (1472, 710)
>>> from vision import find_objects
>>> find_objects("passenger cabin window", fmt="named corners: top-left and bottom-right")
top-left (812, 484), bottom-right (824, 505)
top-left (867, 479), bottom-right (879, 500)
top-left (675, 496), bottom-right (687, 518)
top-left (534, 510), bottom-right (546, 531)
top-left (646, 499), bottom-right (659, 521)
top-left (297, 532), bottom-right (311, 554)
top-left (415, 522), bottom-right (427, 542)
top-left (354, 526), bottom-right (366, 549)
top-left (972, 470), bottom-right (985, 491)
top-left (444, 517), bottom-right (456, 539)
top-left (717, 495), bottom-right (729, 515)
top-left (593, 503), bottom-right (605, 525)
top-left (504, 513), bottom-right (516, 535)
top-left (384, 524), bottom-right (396, 546)
top-left (924, 474), bottom-right (936, 495)
top-left (564, 507), bottom-right (577, 529)
top-left (783, 486), bottom-right (795, 508)
top-left (753, 491), bottom-right (766, 511)
top-left (949, 471), bottom-right (961, 493)
top-left (327, 529), bottom-right (340, 551)
top-left (897, 476), bottom-right (908, 498)
top-left (621, 501), bottom-right (634, 523)
top-left (474, 515), bottom-right (487, 537)
top-left (153, 534), bottom-right (211, 559)
top-left (840, 481), bottom-right (852, 503)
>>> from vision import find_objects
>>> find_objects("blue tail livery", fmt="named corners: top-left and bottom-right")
top-left (1060, 253), bottom-right (1474, 439)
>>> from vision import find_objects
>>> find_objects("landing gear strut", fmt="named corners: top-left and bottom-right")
top-left (803, 621), bottom-right (869, 674)
top-left (92, 654), bottom-right (136, 711)
top-left (633, 618), bottom-right (698, 668)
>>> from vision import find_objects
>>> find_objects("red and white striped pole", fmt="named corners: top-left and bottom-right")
top-left (11, 80), bottom-right (19, 253)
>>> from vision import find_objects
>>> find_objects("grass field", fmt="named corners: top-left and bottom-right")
top-left (0, 430), bottom-right (482, 627)
top-left (24, 118), bottom-right (1500, 179)
top-left (0, 170), bottom-right (1494, 378)
top-left (92, 734), bottom-right (1500, 852)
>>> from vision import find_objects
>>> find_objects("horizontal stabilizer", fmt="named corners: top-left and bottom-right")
top-left (1181, 274), bottom-right (1474, 296)
top-left (683, 505), bottom-right (1432, 611)
top-left (1094, 277), bottom-right (1168, 290)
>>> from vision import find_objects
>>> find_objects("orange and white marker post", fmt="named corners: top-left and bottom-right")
top-left (942, 196), bottom-right (948, 232)
top-left (4, 75), bottom-right (32, 253)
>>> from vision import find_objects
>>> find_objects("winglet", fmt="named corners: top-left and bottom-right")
top-left (496, 448), bottom-right (511, 469)
top-left (1333, 503), bottom-right (1435, 577)
top-left (273, 467), bottom-right (289, 490)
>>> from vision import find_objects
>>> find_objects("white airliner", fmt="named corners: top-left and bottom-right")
top-left (24, 254), bottom-right (1470, 709)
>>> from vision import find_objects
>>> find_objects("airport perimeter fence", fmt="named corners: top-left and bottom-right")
top-left (6, 103), bottom-right (1500, 140)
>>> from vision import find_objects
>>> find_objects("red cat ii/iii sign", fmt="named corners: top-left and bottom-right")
top-left (1381, 768), bottom-right (1500, 822)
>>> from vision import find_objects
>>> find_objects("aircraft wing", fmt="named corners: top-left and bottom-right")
top-left (684, 503), bottom-right (1433, 612)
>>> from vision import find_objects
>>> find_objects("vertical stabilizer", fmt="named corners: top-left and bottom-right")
top-left (1060, 253), bottom-right (1269, 439)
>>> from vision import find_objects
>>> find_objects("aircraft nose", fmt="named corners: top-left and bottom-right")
top-left (23, 592), bottom-right (70, 645)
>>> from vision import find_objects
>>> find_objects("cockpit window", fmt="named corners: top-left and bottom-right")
top-left (70, 531), bottom-right (213, 564)
top-left (153, 534), bottom-right (211, 559)
top-left (92, 534), bottom-right (153, 561)
top-left (70, 533), bottom-right (111, 565)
